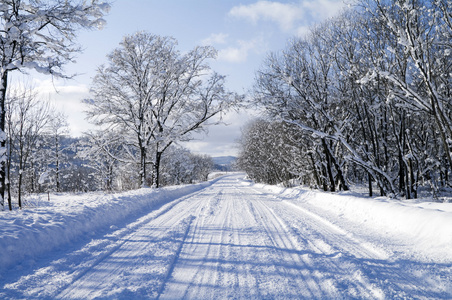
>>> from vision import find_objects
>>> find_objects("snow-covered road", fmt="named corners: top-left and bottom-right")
top-left (1, 173), bottom-right (451, 299)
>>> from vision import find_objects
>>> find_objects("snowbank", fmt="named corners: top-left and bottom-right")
top-left (255, 183), bottom-right (452, 262)
top-left (0, 178), bottom-right (219, 272)
top-left (3, 174), bottom-right (452, 276)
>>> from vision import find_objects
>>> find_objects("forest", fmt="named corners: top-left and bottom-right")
top-left (4, 89), bottom-right (215, 200)
top-left (0, 1), bottom-right (238, 211)
top-left (237, 0), bottom-right (452, 199)
top-left (0, 0), bottom-right (450, 212)
top-left (2, 43), bottom-right (227, 210)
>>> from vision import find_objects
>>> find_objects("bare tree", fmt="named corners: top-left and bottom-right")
top-left (359, 0), bottom-right (452, 182)
top-left (5, 83), bottom-right (50, 209)
top-left (0, 0), bottom-right (110, 206)
top-left (85, 32), bottom-right (239, 188)
top-left (77, 131), bottom-right (123, 191)
top-left (160, 146), bottom-right (214, 186)
top-left (254, 23), bottom-right (350, 192)
top-left (249, 1), bottom-right (450, 198)
top-left (237, 119), bottom-right (306, 186)
top-left (46, 110), bottom-right (69, 192)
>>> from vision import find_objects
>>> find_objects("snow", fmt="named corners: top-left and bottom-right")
top-left (256, 183), bottom-right (452, 263)
top-left (0, 179), bottom-right (219, 272)
top-left (1, 173), bottom-right (451, 299)
top-left (38, 170), bottom-right (50, 185)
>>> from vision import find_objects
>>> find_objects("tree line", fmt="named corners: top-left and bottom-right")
top-left (238, 0), bottom-right (451, 199)
top-left (84, 32), bottom-right (239, 189)
top-left (0, 1), bottom-right (238, 211)
top-left (3, 86), bottom-right (215, 210)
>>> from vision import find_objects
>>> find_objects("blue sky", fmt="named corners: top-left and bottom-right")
top-left (32, 0), bottom-right (346, 157)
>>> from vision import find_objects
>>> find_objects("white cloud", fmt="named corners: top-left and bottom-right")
top-left (182, 110), bottom-right (254, 157)
top-left (295, 25), bottom-right (311, 37)
top-left (229, 0), bottom-right (345, 33)
top-left (217, 38), bottom-right (263, 63)
top-left (201, 33), bottom-right (229, 46)
top-left (229, 1), bottom-right (303, 31)
top-left (302, 0), bottom-right (345, 20)
top-left (32, 78), bottom-right (93, 136)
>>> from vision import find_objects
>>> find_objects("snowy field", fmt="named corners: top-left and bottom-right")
top-left (1, 173), bottom-right (451, 299)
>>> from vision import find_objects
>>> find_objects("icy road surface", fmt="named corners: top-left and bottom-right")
top-left (2, 173), bottom-right (451, 299)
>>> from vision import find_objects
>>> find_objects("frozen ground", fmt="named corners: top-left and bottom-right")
top-left (1, 173), bottom-right (451, 299)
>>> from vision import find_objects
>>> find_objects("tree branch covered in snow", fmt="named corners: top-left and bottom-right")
top-left (85, 32), bottom-right (240, 188)
top-left (0, 0), bottom-right (110, 209)
top-left (245, 0), bottom-right (451, 199)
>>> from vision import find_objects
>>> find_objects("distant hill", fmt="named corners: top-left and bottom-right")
top-left (212, 156), bottom-right (236, 171)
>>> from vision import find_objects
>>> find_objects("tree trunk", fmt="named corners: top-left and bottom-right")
top-left (55, 135), bottom-right (60, 192)
top-left (368, 172), bottom-right (373, 197)
top-left (151, 151), bottom-right (163, 188)
top-left (321, 164), bottom-right (328, 192)
top-left (6, 131), bottom-right (12, 210)
top-left (322, 139), bottom-right (335, 192)
top-left (326, 141), bottom-right (349, 191)
top-left (140, 146), bottom-right (147, 187)
top-left (398, 149), bottom-right (405, 197)
top-left (0, 71), bottom-right (8, 209)
top-left (308, 152), bottom-right (321, 189)
top-left (355, 102), bottom-right (373, 197)
top-left (107, 164), bottom-right (113, 191)
top-left (18, 171), bottom-right (23, 209)
top-left (431, 99), bottom-right (452, 186)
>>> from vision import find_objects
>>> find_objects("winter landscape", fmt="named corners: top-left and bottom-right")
top-left (1, 0), bottom-right (452, 299)
top-left (1, 173), bottom-right (452, 299)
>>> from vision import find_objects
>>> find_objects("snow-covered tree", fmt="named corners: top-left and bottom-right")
top-left (77, 131), bottom-right (124, 191)
top-left (0, 0), bottom-right (110, 205)
top-left (250, 2), bottom-right (451, 198)
top-left (190, 153), bottom-right (214, 183)
top-left (5, 83), bottom-right (50, 209)
top-left (254, 21), bottom-right (350, 192)
top-left (46, 110), bottom-right (69, 192)
top-left (85, 32), bottom-right (239, 188)
top-left (160, 146), bottom-right (213, 186)
top-left (358, 0), bottom-right (452, 195)
top-left (237, 119), bottom-right (307, 186)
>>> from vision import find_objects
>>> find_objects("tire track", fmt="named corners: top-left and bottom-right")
top-left (156, 215), bottom-right (195, 299)
top-left (7, 174), bottom-right (450, 299)
top-left (256, 188), bottom-right (447, 299)
top-left (51, 188), bottom-right (213, 299)
top-left (249, 198), bottom-right (336, 298)
top-left (263, 194), bottom-right (387, 298)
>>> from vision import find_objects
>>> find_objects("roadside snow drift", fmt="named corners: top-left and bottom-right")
top-left (0, 179), bottom-right (218, 271)
top-left (257, 183), bottom-right (452, 263)
top-left (1, 174), bottom-right (451, 299)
